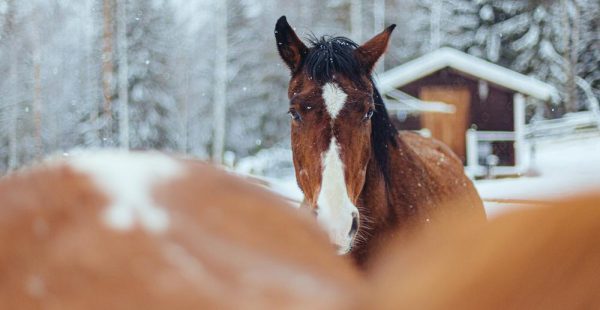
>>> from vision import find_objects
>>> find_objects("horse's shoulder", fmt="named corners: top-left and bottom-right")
top-left (395, 131), bottom-right (462, 167)
top-left (391, 131), bottom-right (485, 222)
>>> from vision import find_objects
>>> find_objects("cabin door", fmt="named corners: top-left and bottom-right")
top-left (419, 86), bottom-right (471, 162)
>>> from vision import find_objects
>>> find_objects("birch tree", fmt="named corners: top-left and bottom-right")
top-left (102, 0), bottom-right (114, 146)
top-left (212, 0), bottom-right (228, 164)
top-left (373, 0), bottom-right (386, 72)
top-left (350, 0), bottom-right (363, 42)
top-left (117, 0), bottom-right (129, 148)
top-left (82, 0), bottom-right (101, 147)
top-left (32, 24), bottom-right (42, 158)
top-left (2, 0), bottom-right (19, 170)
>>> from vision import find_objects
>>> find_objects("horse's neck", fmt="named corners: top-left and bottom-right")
top-left (351, 153), bottom-right (394, 267)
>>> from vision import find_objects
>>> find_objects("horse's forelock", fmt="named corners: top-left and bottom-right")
top-left (303, 36), bottom-right (362, 84)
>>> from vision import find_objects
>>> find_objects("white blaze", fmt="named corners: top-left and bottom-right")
top-left (322, 82), bottom-right (347, 120)
top-left (317, 83), bottom-right (358, 254)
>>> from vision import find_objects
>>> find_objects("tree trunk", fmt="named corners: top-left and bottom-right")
top-left (430, 1), bottom-right (442, 51)
top-left (33, 37), bottom-right (43, 159)
top-left (86, 0), bottom-right (100, 146)
top-left (350, 0), bottom-right (363, 42)
top-left (568, 1), bottom-right (580, 112)
top-left (102, 0), bottom-right (114, 145)
top-left (8, 54), bottom-right (19, 171)
top-left (116, 0), bottom-right (129, 149)
top-left (561, 0), bottom-right (578, 113)
top-left (373, 0), bottom-right (385, 72)
top-left (212, 0), bottom-right (228, 164)
top-left (180, 55), bottom-right (190, 154)
top-left (5, 0), bottom-right (19, 171)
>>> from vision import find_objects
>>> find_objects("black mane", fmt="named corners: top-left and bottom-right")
top-left (370, 84), bottom-right (398, 186)
top-left (304, 35), bottom-right (398, 185)
top-left (304, 36), bottom-right (362, 84)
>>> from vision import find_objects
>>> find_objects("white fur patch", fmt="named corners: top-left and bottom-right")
top-left (322, 83), bottom-right (347, 120)
top-left (69, 150), bottom-right (184, 233)
top-left (316, 138), bottom-right (358, 254)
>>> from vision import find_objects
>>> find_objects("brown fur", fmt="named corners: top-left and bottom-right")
top-left (289, 74), bottom-right (374, 208)
top-left (352, 131), bottom-right (485, 267)
top-left (0, 156), bottom-right (361, 309)
top-left (368, 192), bottom-right (600, 309)
top-left (276, 16), bottom-right (484, 268)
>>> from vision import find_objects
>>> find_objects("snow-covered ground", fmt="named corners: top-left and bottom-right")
top-left (244, 134), bottom-right (600, 219)
top-left (478, 134), bottom-right (600, 216)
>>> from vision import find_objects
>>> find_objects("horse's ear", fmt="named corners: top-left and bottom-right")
top-left (354, 24), bottom-right (396, 74)
top-left (275, 16), bottom-right (308, 73)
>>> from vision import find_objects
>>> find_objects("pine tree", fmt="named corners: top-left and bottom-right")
top-left (574, 0), bottom-right (599, 107)
top-left (385, 0), bottom-right (479, 65)
top-left (389, 0), bottom-right (599, 114)
top-left (124, 0), bottom-right (179, 150)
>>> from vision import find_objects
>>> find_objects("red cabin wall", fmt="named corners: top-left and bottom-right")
top-left (388, 68), bottom-right (516, 166)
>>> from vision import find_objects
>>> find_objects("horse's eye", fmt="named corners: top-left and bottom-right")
top-left (288, 109), bottom-right (302, 121)
top-left (363, 108), bottom-right (374, 121)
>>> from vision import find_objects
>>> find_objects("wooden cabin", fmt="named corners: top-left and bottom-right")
top-left (377, 47), bottom-right (557, 178)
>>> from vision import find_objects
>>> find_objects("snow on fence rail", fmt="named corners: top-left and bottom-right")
top-left (466, 111), bottom-right (600, 178)
top-left (526, 111), bottom-right (600, 140)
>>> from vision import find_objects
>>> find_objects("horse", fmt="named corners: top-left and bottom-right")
top-left (274, 16), bottom-right (485, 267)
top-left (0, 150), bottom-right (361, 309)
top-left (367, 192), bottom-right (600, 309)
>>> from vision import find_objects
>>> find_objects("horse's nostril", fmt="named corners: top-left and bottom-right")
top-left (349, 212), bottom-right (359, 238)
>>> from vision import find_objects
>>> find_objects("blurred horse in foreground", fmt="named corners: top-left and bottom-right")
top-left (368, 192), bottom-right (600, 309)
top-left (1, 150), bottom-right (598, 309)
top-left (0, 150), bottom-right (360, 309)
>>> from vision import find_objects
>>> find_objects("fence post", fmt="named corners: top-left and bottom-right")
top-left (466, 129), bottom-right (478, 177)
top-left (514, 93), bottom-right (526, 174)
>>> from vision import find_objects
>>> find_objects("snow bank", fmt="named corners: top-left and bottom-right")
top-left (477, 135), bottom-right (600, 216)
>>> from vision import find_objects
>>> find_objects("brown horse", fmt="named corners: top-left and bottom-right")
top-left (0, 151), bottom-right (361, 309)
top-left (275, 16), bottom-right (484, 266)
top-left (368, 192), bottom-right (600, 309)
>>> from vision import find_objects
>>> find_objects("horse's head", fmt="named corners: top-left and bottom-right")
top-left (275, 16), bottom-right (395, 254)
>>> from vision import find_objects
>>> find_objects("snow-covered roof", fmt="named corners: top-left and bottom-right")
top-left (385, 89), bottom-right (456, 114)
top-left (376, 47), bottom-right (558, 101)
